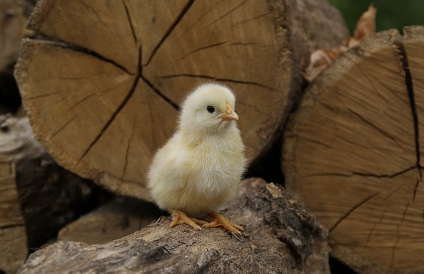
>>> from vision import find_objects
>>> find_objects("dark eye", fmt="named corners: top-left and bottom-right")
top-left (206, 106), bottom-right (215, 113)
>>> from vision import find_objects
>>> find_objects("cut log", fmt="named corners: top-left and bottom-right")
top-left (58, 198), bottom-right (162, 245)
top-left (17, 178), bottom-right (330, 274)
top-left (14, 0), bottom-right (348, 200)
top-left (0, 158), bottom-right (27, 274)
top-left (282, 27), bottom-right (424, 274)
top-left (0, 114), bottom-right (100, 273)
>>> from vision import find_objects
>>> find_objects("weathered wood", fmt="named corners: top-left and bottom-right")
top-left (18, 178), bottom-right (330, 274)
top-left (0, 114), bottom-right (100, 273)
top-left (14, 0), bottom-right (348, 200)
top-left (0, 158), bottom-right (27, 274)
top-left (0, 114), bottom-right (42, 274)
top-left (58, 198), bottom-right (162, 245)
top-left (282, 27), bottom-right (424, 273)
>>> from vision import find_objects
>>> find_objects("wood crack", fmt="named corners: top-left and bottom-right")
top-left (144, 0), bottom-right (195, 66)
top-left (395, 40), bottom-right (422, 173)
top-left (308, 166), bottom-right (417, 179)
top-left (329, 192), bottom-right (380, 233)
top-left (200, 0), bottom-right (248, 32)
top-left (391, 201), bottom-right (410, 269)
top-left (157, 73), bottom-right (278, 91)
top-left (123, 0), bottom-right (138, 46)
top-left (121, 112), bottom-right (137, 180)
top-left (33, 34), bottom-right (132, 75)
top-left (345, 104), bottom-right (403, 149)
top-left (77, 46), bottom-right (142, 164)
top-left (172, 41), bottom-right (229, 62)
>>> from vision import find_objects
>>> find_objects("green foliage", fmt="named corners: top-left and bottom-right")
top-left (328, 0), bottom-right (424, 34)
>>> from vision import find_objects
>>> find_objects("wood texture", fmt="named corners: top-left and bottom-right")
top-left (14, 0), bottom-right (348, 200)
top-left (0, 159), bottom-right (27, 274)
top-left (18, 178), bottom-right (330, 274)
top-left (58, 199), bottom-right (161, 245)
top-left (0, 115), bottom-right (100, 273)
top-left (283, 28), bottom-right (424, 273)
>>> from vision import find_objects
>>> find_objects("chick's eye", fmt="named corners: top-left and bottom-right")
top-left (206, 106), bottom-right (215, 113)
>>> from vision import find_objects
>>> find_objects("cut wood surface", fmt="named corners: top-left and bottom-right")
top-left (58, 198), bottom-right (161, 245)
top-left (283, 27), bottom-right (424, 274)
top-left (18, 178), bottom-right (330, 274)
top-left (14, 0), bottom-right (348, 200)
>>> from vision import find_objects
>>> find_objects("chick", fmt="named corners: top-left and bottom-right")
top-left (147, 83), bottom-right (246, 235)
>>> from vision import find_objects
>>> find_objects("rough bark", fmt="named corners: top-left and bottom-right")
top-left (282, 27), bottom-right (424, 274)
top-left (14, 0), bottom-right (348, 201)
top-left (18, 178), bottom-right (330, 274)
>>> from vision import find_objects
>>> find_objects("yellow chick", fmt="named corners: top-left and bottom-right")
top-left (147, 83), bottom-right (246, 235)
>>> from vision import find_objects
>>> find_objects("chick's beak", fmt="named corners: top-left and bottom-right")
top-left (221, 103), bottom-right (239, 121)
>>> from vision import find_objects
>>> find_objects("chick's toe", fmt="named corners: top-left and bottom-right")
top-left (203, 211), bottom-right (244, 235)
top-left (170, 210), bottom-right (208, 231)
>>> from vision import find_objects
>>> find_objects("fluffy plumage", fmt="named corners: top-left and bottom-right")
top-left (147, 83), bottom-right (246, 234)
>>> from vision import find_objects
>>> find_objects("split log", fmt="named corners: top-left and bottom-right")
top-left (283, 26), bottom-right (424, 274)
top-left (58, 198), bottom-right (162, 245)
top-left (14, 0), bottom-right (348, 200)
top-left (0, 114), bottom-right (99, 273)
top-left (18, 178), bottom-right (330, 274)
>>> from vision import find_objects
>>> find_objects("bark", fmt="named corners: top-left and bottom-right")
top-left (18, 178), bottom-right (330, 274)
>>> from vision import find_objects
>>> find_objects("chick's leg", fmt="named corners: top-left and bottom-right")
top-left (170, 210), bottom-right (208, 231)
top-left (203, 211), bottom-right (244, 235)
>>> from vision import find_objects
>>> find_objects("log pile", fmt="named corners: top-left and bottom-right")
top-left (14, 0), bottom-right (348, 200)
top-left (2, 0), bottom-right (423, 273)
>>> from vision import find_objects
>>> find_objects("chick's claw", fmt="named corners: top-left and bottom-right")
top-left (170, 210), bottom-right (208, 231)
top-left (203, 211), bottom-right (244, 235)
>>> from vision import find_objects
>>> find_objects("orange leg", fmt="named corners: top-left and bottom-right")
top-left (203, 211), bottom-right (244, 235)
top-left (170, 210), bottom-right (208, 231)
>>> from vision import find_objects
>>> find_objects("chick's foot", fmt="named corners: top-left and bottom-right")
top-left (170, 210), bottom-right (208, 231)
top-left (203, 211), bottom-right (244, 235)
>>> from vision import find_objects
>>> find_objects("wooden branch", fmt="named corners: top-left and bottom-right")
top-left (17, 178), bottom-right (330, 274)
top-left (282, 27), bottom-right (424, 273)
top-left (14, 0), bottom-right (348, 200)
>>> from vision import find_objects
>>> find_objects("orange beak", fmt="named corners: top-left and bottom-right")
top-left (221, 103), bottom-right (239, 121)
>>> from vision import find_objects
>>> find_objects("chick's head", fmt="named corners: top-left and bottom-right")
top-left (179, 83), bottom-right (239, 134)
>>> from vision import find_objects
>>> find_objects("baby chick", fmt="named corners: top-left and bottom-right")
top-left (147, 83), bottom-right (246, 235)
